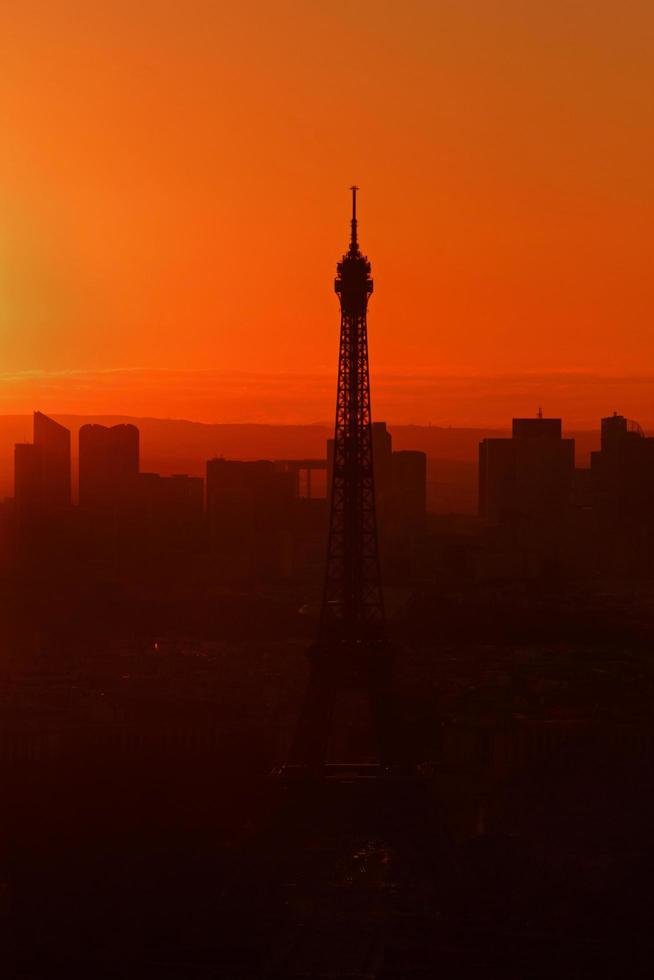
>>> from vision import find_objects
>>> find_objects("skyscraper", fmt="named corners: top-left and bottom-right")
top-left (390, 450), bottom-right (427, 525)
top-left (205, 458), bottom-right (295, 577)
top-left (590, 413), bottom-right (654, 523)
top-left (79, 423), bottom-right (139, 509)
top-left (14, 443), bottom-right (43, 519)
top-left (34, 411), bottom-right (71, 509)
top-left (14, 412), bottom-right (71, 518)
top-left (479, 416), bottom-right (574, 525)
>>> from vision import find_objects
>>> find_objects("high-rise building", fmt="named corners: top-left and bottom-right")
top-left (372, 421), bottom-right (393, 507)
top-left (390, 450), bottom-right (427, 524)
top-left (206, 459), bottom-right (295, 575)
top-left (14, 412), bottom-right (71, 518)
top-left (14, 443), bottom-right (43, 519)
top-left (590, 413), bottom-right (654, 521)
top-left (34, 411), bottom-right (71, 509)
top-left (206, 459), bottom-right (295, 535)
top-left (479, 417), bottom-right (574, 525)
top-left (135, 472), bottom-right (203, 521)
top-left (79, 424), bottom-right (139, 509)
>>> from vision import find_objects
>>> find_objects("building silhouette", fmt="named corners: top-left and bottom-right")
top-left (328, 420), bottom-right (426, 528)
top-left (371, 421), bottom-right (393, 510)
top-left (275, 459), bottom-right (328, 500)
top-left (590, 413), bottom-right (654, 521)
top-left (134, 472), bottom-right (204, 545)
top-left (206, 458), bottom-right (295, 577)
top-left (585, 413), bottom-right (654, 574)
top-left (390, 450), bottom-right (427, 525)
top-left (14, 412), bottom-right (71, 522)
top-left (319, 189), bottom-right (384, 637)
top-left (79, 424), bottom-right (139, 510)
top-left (290, 188), bottom-right (396, 772)
top-left (14, 443), bottom-right (43, 520)
top-left (35, 412), bottom-right (71, 509)
top-left (479, 416), bottom-right (574, 525)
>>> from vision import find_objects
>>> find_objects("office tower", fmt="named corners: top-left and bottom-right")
top-left (135, 473), bottom-right (204, 524)
top-left (14, 443), bottom-right (42, 518)
top-left (34, 412), bottom-right (70, 509)
top-left (206, 459), bottom-right (295, 539)
top-left (372, 421), bottom-right (393, 510)
top-left (79, 424), bottom-right (139, 509)
top-left (591, 413), bottom-right (654, 521)
top-left (14, 413), bottom-right (71, 517)
top-left (206, 458), bottom-right (295, 575)
top-left (390, 450), bottom-right (427, 524)
top-left (479, 416), bottom-right (574, 525)
top-left (34, 411), bottom-right (71, 509)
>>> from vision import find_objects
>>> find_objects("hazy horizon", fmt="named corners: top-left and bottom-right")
top-left (2, 368), bottom-right (653, 430)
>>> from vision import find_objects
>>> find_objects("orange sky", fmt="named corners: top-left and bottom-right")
top-left (1, 1), bottom-right (653, 426)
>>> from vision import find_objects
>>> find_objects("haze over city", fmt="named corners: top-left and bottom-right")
top-left (3, 4), bottom-right (654, 978)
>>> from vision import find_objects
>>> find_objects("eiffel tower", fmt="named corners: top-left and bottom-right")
top-left (289, 188), bottom-right (396, 772)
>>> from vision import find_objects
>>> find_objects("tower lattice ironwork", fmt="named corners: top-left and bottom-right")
top-left (321, 185), bottom-right (385, 640)
top-left (289, 189), bottom-right (395, 772)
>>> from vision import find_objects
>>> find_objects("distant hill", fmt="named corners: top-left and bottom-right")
top-left (0, 415), bottom-right (600, 512)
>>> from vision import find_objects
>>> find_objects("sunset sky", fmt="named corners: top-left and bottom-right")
top-left (1, 1), bottom-right (653, 426)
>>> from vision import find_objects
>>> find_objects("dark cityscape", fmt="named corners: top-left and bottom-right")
top-left (4, 3), bottom-right (654, 974)
top-left (1, 189), bottom-right (653, 978)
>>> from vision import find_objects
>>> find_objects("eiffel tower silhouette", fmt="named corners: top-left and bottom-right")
top-left (289, 188), bottom-right (398, 774)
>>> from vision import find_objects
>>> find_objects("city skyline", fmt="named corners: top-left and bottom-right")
top-left (4, 6), bottom-right (654, 976)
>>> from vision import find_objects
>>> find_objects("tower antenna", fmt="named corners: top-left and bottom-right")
top-left (349, 184), bottom-right (359, 253)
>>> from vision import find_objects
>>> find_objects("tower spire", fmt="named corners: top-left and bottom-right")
top-left (349, 184), bottom-right (359, 254)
